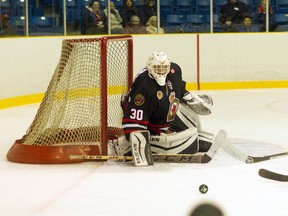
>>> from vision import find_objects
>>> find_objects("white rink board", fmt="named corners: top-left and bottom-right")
top-left (1, 34), bottom-right (288, 100)
top-left (200, 33), bottom-right (288, 82)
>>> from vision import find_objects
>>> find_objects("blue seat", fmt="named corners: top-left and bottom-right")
top-left (165, 14), bottom-right (185, 32)
top-left (241, 0), bottom-right (255, 6)
top-left (40, 0), bottom-right (58, 5)
top-left (195, 0), bottom-right (210, 14)
top-left (184, 14), bottom-right (209, 32)
top-left (274, 13), bottom-right (288, 30)
top-left (15, 6), bottom-right (32, 16)
top-left (0, 0), bottom-right (10, 7)
top-left (133, 0), bottom-right (144, 9)
top-left (76, 0), bottom-right (89, 21)
top-left (59, 0), bottom-right (77, 8)
top-left (28, 0), bottom-right (36, 6)
top-left (175, 0), bottom-right (194, 15)
top-left (166, 14), bottom-right (185, 24)
top-left (160, 8), bottom-right (175, 18)
top-left (186, 14), bottom-right (207, 24)
top-left (161, 0), bottom-right (176, 8)
top-left (58, 0), bottom-right (79, 25)
top-left (214, 0), bottom-right (226, 13)
top-left (114, 0), bottom-right (123, 8)
top-left (10, 15), bottom-right (25, 25)
top-left (275, 13), bottom-right (288, 23)
top-left (160, 0), bottom-right (176, 21)
top-left (9, 16), bottom-right (26, 34)
top-left (76, 0), bottom-right (90, 7)
top-left (0, 0), bottom-right (12, 14)
top-left (32, 7), bottom-right (45, 16)
top-left (10, 0), bottom-right (24, 8)
top-left (9, 0), bottom-right (25, 16)
top-left (241, 0), bottom-right (256, 12)
top-left (275, 0), bottom-right (288, 13)
top-left (66, 9), bottom-right (78, 22)
top-left (212, 14), bottom-right (222, 32)
top-left (30, 16), bottom-right (56, 33)
top-left (66, 0), bottom-right (77, 7)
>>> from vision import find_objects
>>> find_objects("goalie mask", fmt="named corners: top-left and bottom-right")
top-left (146, 51), bottom-right (170, 86)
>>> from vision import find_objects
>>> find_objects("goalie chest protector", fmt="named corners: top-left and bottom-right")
top-left (122, 66), bottom-right (186, 135)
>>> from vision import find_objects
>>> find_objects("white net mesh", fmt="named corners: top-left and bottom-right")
top-left (22, 36), bottom-right (133, 152)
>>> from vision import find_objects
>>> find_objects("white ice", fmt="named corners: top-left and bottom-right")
top-left (1, 89), bottom-right (288, 216)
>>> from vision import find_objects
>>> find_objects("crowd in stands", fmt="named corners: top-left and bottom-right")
top-left (82, 0), bottom-right (157, 34)
top-left (0, 0), bottom-right (286, 37)
top-left (0, 14), bottom-right (18, 37)
top-left (218, 0), bottom-right (277, 32)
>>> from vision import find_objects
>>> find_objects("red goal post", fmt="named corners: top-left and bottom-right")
top-left (6, 35), bottom-right (133, 164)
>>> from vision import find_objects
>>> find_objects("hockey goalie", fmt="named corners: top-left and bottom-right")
top-left (109, 51), bottom-right (217, 166)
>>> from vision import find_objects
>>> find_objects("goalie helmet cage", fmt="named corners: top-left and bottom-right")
top-left (6, 35), bottom-right (133, 164)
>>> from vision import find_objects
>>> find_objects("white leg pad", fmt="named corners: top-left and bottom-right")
top-left (149, 127), bottom-right (199, 154)
top-left (131, 131), bottom-right (153, 166)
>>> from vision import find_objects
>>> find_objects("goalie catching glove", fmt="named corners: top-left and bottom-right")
top-left (181, 92), bottom-right (213, 115)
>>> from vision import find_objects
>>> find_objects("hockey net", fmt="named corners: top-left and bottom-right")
top-left (6, 35), bottom-right (133, 164)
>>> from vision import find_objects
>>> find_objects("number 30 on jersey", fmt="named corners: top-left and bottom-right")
top-left (130, 108), bottom-right (143, 120)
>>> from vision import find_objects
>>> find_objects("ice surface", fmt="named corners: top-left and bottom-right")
top-left (1, 89), bottom-right (288, 216)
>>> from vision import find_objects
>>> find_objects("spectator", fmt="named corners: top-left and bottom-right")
top-left (238, 14), bottom-right (259, 32)
top-left (124, 15), bottom-right (148, 34)
top-left (146, 16), bottom-right (165, 34)
top-left (219, 0), bottom-right (249, 32)
top-left (257, 0), bottom-right (277, 32)
top-left (104, 1), bottom-right (125, 34)
top-left (120, 0), bottom-right (138, 28)
top-left (0, 14), bottom-right (18, 37)
top-left (138, 0), bottom-right (157, 26)
top-left (82, 0), bottom-right (107, 35)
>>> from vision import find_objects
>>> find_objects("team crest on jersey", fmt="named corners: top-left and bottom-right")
top-left (156, 91), bottom-right (163, 100)
top-left (167, 94), bottom-right (179, 122)
top-left (170, 68), bottom-right (175, 74)
top-left (134, 94), bottom-right (145, 106)
top-left (169, 92), bottom-right (175, 101)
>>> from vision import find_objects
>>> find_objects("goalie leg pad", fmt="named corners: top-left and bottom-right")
top-left (149, 128), bottom-right (199, 154)
top-left (130, 131), bottom-right (154, 166)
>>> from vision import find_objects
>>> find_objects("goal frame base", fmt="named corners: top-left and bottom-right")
top-left (6, 139), bottom-right (101, 164)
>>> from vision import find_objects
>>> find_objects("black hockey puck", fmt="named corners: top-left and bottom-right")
top-left (199, 184), bottom-right (208, 194)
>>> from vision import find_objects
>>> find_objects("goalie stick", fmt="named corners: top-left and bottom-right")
top-left (70, 153), bottom-right (208, 163)
top-left (220, 139), bottom-right (288, 164)
top-left (258, 168), bottom-right (288, 182)
top-left (70, 129), bottom-right (226, 164)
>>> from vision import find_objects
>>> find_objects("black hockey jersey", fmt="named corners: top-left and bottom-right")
top-left (122, 62), bottom-right (188, 138)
